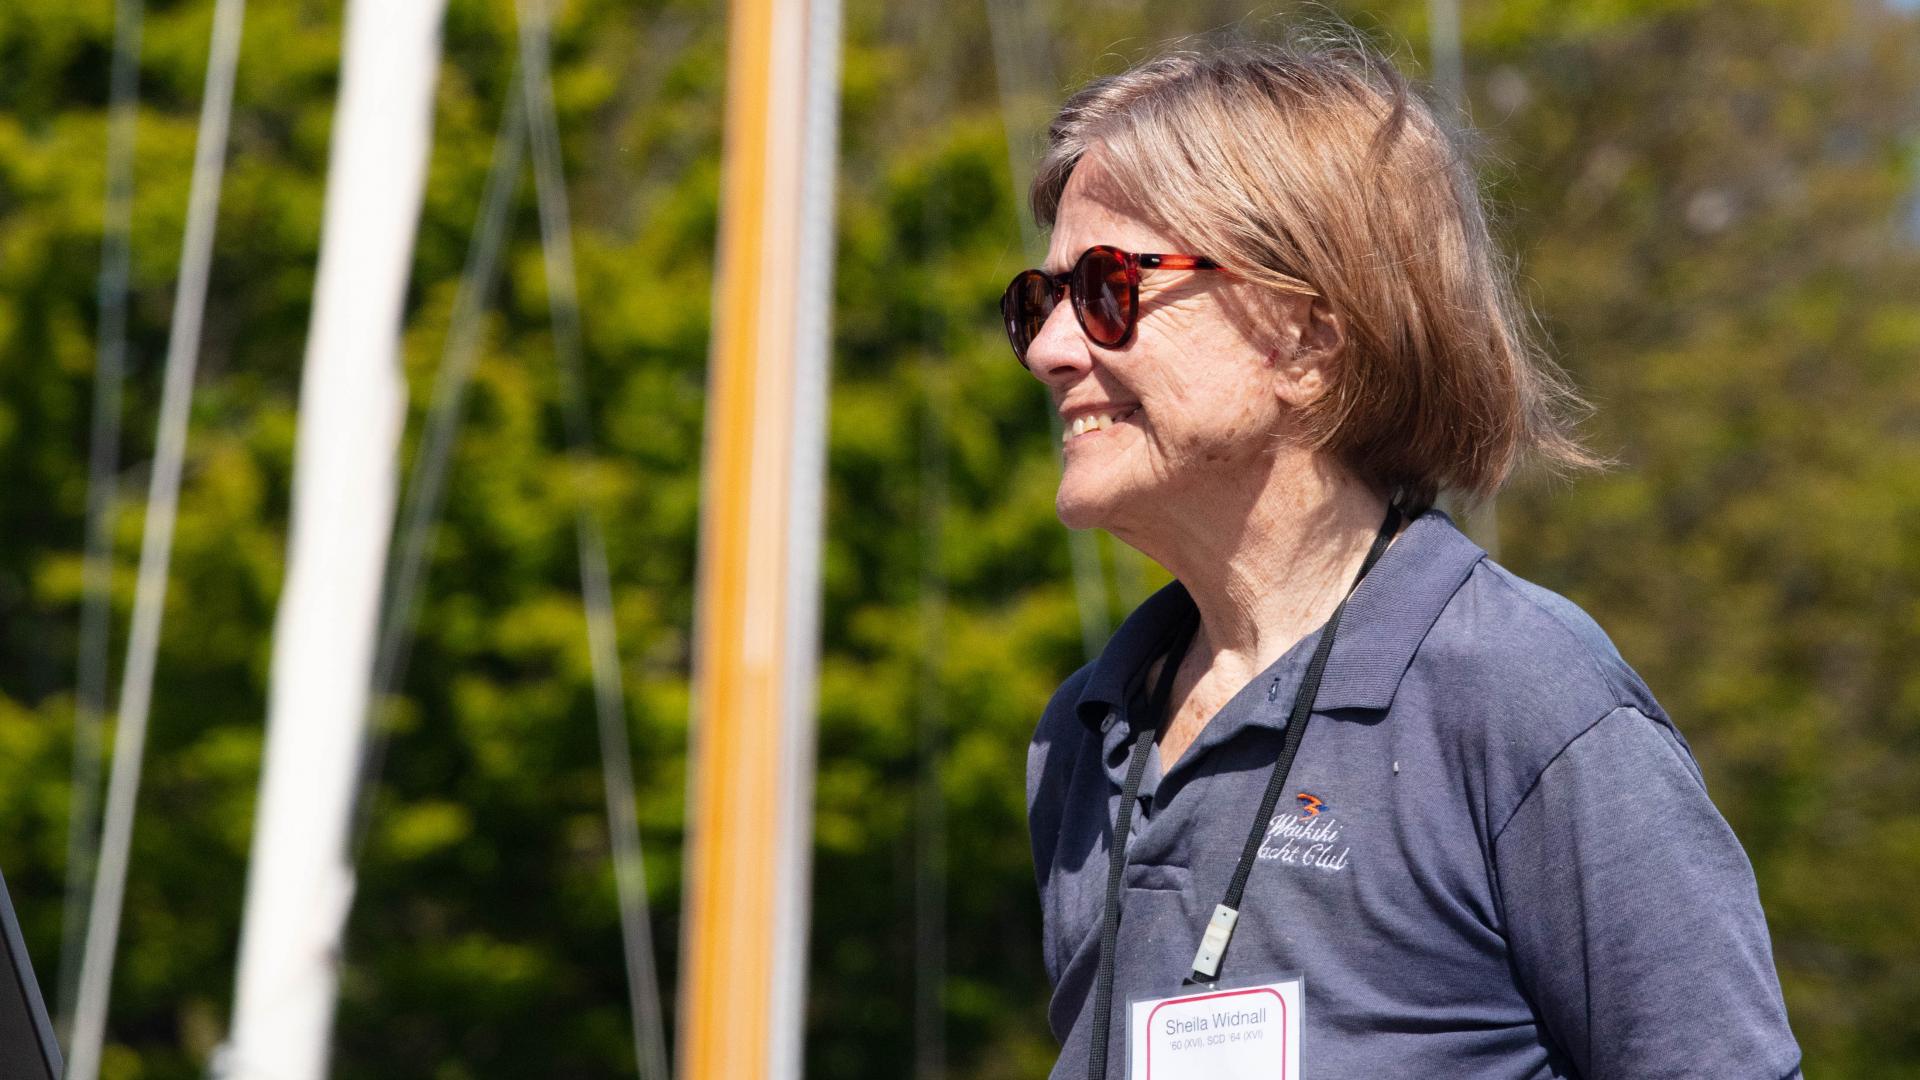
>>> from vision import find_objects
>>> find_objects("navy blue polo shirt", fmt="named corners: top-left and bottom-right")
top-left (1027, 509), bottom-right (1802, 1079)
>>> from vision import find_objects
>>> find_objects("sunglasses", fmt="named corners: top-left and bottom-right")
top-left (1000, 244), bottom-right (1223, 366)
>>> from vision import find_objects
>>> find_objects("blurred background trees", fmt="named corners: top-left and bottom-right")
top-left (0, 0), bottom-right (1915, 1076)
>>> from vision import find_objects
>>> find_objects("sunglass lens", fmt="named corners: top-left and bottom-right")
top-left (1003, 270), bottom-right (1056, 363)
top-left (1073, 246), bottom-right (1133, 346)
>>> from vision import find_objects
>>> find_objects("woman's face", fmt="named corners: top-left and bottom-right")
top-left (1024, 149), bottom-right (1296, 538)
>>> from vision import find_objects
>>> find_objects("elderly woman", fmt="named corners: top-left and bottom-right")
top-left (1010, 35), bottom-right (1802, 1080)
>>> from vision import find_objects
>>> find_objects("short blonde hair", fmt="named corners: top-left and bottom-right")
top-left (1030, 28), bottom-right (1602, 510)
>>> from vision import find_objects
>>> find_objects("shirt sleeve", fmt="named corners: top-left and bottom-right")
top-left (1491, 705), bottom-right (1802, 1080)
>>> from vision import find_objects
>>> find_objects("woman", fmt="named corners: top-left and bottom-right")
top-left (1010, 32), bottom-right (1802, 1080)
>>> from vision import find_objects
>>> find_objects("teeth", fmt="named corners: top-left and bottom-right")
top-left (1064, 407), bottom-right (1137, 442)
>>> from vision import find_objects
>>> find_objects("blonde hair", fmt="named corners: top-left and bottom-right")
top-left (1030, 27), bottom-right (1603, 510)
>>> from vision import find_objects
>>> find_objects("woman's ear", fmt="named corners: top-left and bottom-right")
top-left (1270, 294), bottom-right (1344, 407)
top-left (1300, 295), bottom-right (1346, 361)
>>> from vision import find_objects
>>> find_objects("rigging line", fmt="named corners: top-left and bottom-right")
top-left (59, 0), bottom-right (146, 1043)
top-left (516, 3), bottom-right (671, 1078)
top-left (347, 66), bottom-right (527, 864)
top-left (981, 0), bottom-right (1113, 661)
top-left (1427, 0), bottom-right (1465, 117)
top-left (1422, 0), bottom-right (1499, 559)
top-left (67, 1), bottom-right (248, 1078)
top-left (771, 0), bottom-right (842, 1073)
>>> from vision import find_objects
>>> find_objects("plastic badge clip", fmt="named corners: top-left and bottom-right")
top-left (1190, 903), bottom-right (1239, 980)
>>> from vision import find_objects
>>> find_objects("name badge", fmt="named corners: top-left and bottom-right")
top-left (1126, 975), bottom-right (1303, 1079)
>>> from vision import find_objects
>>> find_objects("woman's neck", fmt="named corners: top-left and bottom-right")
top-left (1118, 451), bottom-right (1392, 688)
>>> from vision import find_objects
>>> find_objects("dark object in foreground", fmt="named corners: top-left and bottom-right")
top-left (0, 867), bottom-right (61, 1080)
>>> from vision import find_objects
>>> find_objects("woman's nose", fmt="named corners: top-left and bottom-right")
top-left (1021, 299), bottom-right (1090, 386)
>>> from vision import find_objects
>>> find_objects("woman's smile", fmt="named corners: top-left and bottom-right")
top-left (1062, 405), bottom-right (1141, 444)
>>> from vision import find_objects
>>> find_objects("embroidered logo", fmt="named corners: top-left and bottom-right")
top-left (1259, 792), bottom-right (1350, 873)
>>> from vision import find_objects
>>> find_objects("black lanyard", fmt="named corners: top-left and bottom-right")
top-left (1084, 503), bottom-right (1402, 1079)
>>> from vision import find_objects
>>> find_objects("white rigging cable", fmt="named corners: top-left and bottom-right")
top-left (516, 2), bottom-right (671, 1075)
top-left (67, 1), bottom-right (247, 1077)
top-left (982, 0), bottom-right (1114, 660)
top-left (1427, 0), bottom-right (1465, 115)
top-left (59, 0), bottom-right (145, 1043)
top-left (1423, 0), bottom-right (1499, 557)
top-left (771, 0), bottom-right (843, 1071)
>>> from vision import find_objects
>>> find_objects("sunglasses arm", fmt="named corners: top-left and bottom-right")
top-left (1135, 253), bottom-right (1220, 271)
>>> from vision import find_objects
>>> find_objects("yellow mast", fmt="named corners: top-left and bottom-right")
top-left (682, 0), bottom-right (840, 1073)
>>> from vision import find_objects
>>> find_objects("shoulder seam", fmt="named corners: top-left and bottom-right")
top-left (1490, 704), bottom-right (1645, 846)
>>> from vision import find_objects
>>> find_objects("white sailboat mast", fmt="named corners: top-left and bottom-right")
top-left (220, 2), bottom-right (447, 1077)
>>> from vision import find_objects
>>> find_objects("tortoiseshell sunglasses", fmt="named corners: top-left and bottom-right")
top-left (1000, 244), bottom-right (1222, 366)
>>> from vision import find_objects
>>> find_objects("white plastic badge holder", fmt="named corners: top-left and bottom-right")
top-left (1126, 973), bottom-right (1304, 1080)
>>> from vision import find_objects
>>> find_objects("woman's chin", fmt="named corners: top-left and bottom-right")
top-left (1055, 480), bottom-right (1128, 532)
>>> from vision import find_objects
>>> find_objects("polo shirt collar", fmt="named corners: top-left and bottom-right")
top-left (1072, 507), bottom-right (1486, 732)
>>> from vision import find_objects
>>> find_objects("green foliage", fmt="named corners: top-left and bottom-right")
top-left (0, 0), bottom-right (1915, 1076)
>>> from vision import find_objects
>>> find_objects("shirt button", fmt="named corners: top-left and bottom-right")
top-left (1100, 710), bottom-right (1118, 733)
